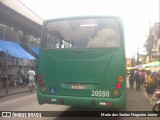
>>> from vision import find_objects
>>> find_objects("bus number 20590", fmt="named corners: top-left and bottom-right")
top-left (91, 90), bottom-right (110, 97)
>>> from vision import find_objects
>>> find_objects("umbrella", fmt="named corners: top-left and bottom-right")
top-left (135, 64), bottom-right (142, 69)
top-left (127, 67), bottom-right (135, 70)
top-left (145, 67), bottom-right (159, 71)
top-left (142, 61), bottom-right (160, 68)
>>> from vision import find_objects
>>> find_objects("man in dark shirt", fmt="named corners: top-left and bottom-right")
top-left (134, 69), bottom-right (140, 90)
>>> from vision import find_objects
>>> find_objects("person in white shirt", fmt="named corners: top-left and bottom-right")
top-left (27, 67), bottom-right (35, 92)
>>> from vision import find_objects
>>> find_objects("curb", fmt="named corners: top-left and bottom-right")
top-left (0, 88), bottom-right (37, 98)
top-left (0, 90), bottom-right (29, 98)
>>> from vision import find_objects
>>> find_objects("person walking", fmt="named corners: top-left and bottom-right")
top-left (17, 66), bottom-right (24, 88)
top-left (139, 70), bottom-right (145, 89)
top-left (129, 70), bottom-right (135, 88)
top-left (145, 71), bottom-right (157, 100)
top-left (134, 69), bottom-right (140, 91)
top-left (27, 67), bottom-right (35, 92)
top-left (154, 73), bottom-right (160, 90)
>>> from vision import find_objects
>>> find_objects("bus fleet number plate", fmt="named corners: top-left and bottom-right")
top-left (91, 90), bottom-right (110, 97)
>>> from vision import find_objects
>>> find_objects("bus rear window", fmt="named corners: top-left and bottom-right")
top-left (42, 18), bottom-right (121, 49)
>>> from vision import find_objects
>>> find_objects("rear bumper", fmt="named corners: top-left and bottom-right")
top-left (37, 92), bottom-right (126, 110)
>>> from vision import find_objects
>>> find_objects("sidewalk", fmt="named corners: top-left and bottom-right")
top-left (126, 76), bottom-right (157, 105)
top-left (0, 85), bottom-right (36, 98)
top-left (141, 88), bottom-right (159, 105)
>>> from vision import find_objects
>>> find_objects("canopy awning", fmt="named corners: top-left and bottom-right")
top-left (0, 40), bottom-right (35, 59)
top-left (142, 61), bottom-right (160, 68)
top-left (29, 46), bottom-right (39, 55)
top-left (135, 64), bottom-right (142, 69)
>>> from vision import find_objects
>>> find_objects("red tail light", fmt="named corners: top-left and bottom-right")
top-left (39, 80), bottom-right (45, 86)
top-left (116, 83), bottom-right (122, 89)
top-left (106, 102), bottom-right (112, 106)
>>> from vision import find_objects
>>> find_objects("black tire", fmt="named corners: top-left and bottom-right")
top-left (152, 104), bottom-right (160, 112)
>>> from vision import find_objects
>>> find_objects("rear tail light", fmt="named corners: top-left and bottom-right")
top-left (116, 83), bottom-right (122, 89)
top-left (39, 80), bottom-right (45, 86)
top-left (38, 74), bottom-right (46, 92)
top-left (118, 75), bottom-right (124, 83)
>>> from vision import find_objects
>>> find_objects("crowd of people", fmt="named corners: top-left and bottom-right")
top-left (129, 69), bottom-right (160, 100)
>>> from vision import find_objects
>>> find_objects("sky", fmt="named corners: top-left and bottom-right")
top-left (19, 0), bottom-right (160, 58)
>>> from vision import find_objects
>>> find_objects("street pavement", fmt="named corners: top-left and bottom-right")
top-left (0, 84), bottom-right (36, 98)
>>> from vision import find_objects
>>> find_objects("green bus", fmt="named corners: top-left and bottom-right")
top-left (37, 16), bottom-right (126, 110)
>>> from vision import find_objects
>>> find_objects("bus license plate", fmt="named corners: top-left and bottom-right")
top-left (71, 84), bottom-right (86, 89)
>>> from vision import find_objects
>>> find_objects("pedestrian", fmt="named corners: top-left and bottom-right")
top-left (139, 69), bottom-right (145, 89)
top-left (17, 66), bottom-right (24, 88)
top-left (134, 69), bottom-right (140, 91)
top-left (145, 71), bottom-right (157, 100)
top-left (154, 73), bottom-right (160, 90)
top-left (129, 70), bottom-right (135, 88)
top-left (27, 67), bottom-right (36, 92)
